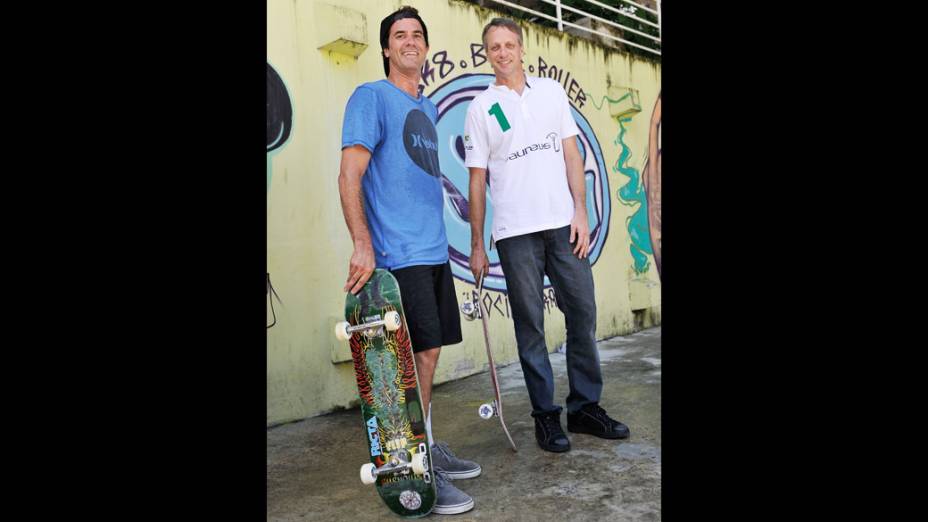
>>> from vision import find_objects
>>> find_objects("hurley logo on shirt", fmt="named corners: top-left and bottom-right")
top-left (410, 133), bottom-right (437, 151)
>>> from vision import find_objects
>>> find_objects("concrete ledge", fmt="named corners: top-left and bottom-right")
top-left (314, 3), bottom-right (368, 58)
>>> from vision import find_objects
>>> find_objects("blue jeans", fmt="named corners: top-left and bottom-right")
top-left (496, 225), bottom-right (602, 416)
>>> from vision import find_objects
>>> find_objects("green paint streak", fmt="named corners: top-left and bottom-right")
top-left (590, 92), bottom-right (631, 112)
top-left (614, 116), bottom-right (652, 274)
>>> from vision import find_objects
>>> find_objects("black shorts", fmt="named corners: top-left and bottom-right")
top-left (390, 261), bottom-right (462, 353)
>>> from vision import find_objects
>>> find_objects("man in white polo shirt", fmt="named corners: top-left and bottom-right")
top-left (464, 18), bottom-right (630, 453)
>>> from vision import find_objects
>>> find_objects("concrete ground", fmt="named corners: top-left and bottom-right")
top-left (267, 326), bottom-right (661, 521)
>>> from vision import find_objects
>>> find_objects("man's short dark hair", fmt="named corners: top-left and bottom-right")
top-left (379, 6), bottom-right (429, 77)
top-left (481, 17), bottom-right (523, 47)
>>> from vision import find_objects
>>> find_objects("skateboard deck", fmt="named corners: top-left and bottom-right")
top-left (462, 274), bottom-right (517, 452)
top-left (335, 269), bottom-right (436, 518)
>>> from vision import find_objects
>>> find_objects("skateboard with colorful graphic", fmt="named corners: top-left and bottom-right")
top-left (461, 273), bottom-right (517, 452)
top-left (334, 269), bottom-right (436, 518)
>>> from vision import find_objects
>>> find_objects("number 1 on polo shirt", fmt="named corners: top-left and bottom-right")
top-left (488, 102), bottom-right (511, 132)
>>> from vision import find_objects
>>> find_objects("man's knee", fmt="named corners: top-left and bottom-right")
top-left (415, 346), bottom-right (441, 365)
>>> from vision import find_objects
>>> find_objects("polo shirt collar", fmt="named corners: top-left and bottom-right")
top-left (489, 74), bottom-right (534, 99)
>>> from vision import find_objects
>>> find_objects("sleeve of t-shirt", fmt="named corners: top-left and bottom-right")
top-left (463, 102), bottom-right (489, 169)
top-left (341, 86), bottom-right (382, 153)
top-left (559, 86), bottom-right (580, 140)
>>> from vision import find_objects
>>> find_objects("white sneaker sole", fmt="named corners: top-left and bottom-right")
top-left (432, 498), bottom-right (475, 515)
top-left (441, 466), bottom-right (482, 480)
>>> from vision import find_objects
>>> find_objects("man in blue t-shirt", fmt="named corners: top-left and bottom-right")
top-left (337, 6), bottom-right (479, 516)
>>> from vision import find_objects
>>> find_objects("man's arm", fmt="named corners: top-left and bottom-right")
top-left (468, 167), bottom-right (490, 281)
top-left (562, 136), bottom-right (590, 259)
top-left (337, 144), bottom-right (376, 293)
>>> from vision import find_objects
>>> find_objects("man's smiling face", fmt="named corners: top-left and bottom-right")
top-left (384, 18), bottom-right (429, 76)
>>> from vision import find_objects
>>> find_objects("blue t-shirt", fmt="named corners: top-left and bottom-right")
top-left (341, 80), bottom-right (447, 270)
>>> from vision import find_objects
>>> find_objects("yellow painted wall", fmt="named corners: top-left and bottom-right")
top-left (267, 0), bottom-right (661, 426)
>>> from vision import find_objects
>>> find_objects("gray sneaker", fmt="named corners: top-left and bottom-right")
top-left (430, 441), bottom-right (481, 480)
top-left (432, 467), bottom-right (475, 515)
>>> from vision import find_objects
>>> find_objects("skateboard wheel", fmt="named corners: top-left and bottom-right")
top-left (460, 301), bottom-right (476, 321)
top-left (335, 321), bottom-right (352, 341)
top-left (383, 311), bottom-right (401, 332)
top-left (360, 463), bottom-right (376, 485)
top-left (478, 403), bottom-right (494, 419)
top-left (411, 452), bottom-right (428, 475)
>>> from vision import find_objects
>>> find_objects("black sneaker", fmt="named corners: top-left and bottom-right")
top-left (533, 410), bottom-right (570, 452)
top-left (567, 403), bottom-right (630, 439)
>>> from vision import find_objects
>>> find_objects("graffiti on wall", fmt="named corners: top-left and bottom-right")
top-left (267, 62), bottom-right (293, 191)
top-left (420, 46), bottom-right (588, 108)
top-left (592, 86), bottom-right (654, 276)
top-left (462, 287), bottom-right (561, 319)
top-left (267, 62), bottom-right (293, 328)
top-left (423, 45), bottom-right (610, 293)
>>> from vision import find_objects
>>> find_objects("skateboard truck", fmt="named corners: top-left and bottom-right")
top-left (460, 300), bottom-right (478, 321)
top-left (360, 442), bottom-right (430, 485)
top-left (478, 400), bottom-right (498, 419)
top-left (335, 311), bottom-right (401, 341)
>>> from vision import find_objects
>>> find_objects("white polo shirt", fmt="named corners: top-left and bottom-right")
top-left (463, 75), bottom-right (580, 242)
